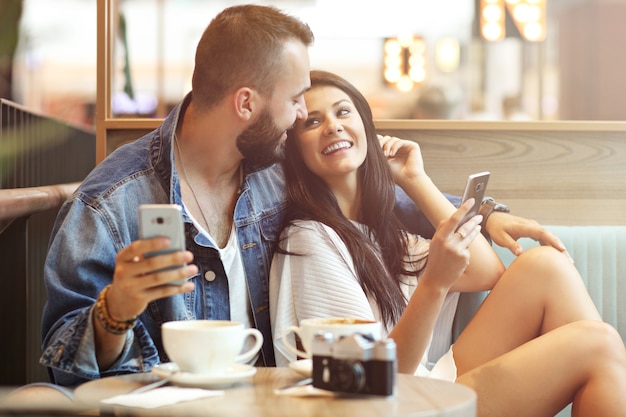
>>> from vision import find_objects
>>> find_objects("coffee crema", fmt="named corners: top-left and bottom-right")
top-left (315, 318), bottom-right (376, 325)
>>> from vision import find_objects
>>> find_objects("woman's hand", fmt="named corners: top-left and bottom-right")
top-left (107, 237), bottom-right (198, 322)
top-left (378, 135), bottom-right (427, 188)
top-left (419, 199), bottom-right (483, 291)
top-left (486, 212), bottom-right (573, 261)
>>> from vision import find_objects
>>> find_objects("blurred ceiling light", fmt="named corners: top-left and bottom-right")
top-left (509, 0), bottom-right (546, 41)
top-left (397, 75), bottom-right (415, 92)
top-left (383, 35), bottom-right (426, 92)
top-left (480, 0), bottom-right (546, 42)
top-left (480, 0), bottom-right (505, 41)
top-left (435, 38), bottom-right (460, 72)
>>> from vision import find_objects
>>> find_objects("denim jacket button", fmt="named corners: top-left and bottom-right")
top-left (204, 270), bottom-right (216, 282)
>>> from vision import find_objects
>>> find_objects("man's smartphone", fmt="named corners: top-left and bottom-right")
top-left (457, 171), bottom-right (490, 229)
top-left (138, 204), bottom-right (188, 285)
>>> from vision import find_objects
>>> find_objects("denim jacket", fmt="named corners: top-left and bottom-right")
top-left (40, 95), bottom-right (286, 386)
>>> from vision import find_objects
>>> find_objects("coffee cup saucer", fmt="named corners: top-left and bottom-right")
top-left (152, 362), bottom-right (256, 389)
top-left (288, 359), bottom-right (312, 377)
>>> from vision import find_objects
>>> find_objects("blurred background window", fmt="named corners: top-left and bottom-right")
top-left (5, 0), bottom-right (626, 126)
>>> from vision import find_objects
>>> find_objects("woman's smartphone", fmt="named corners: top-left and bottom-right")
top-left (138, 204), bottom-right (188, 285)
top-left (457, 171), bottom-right (490, 229)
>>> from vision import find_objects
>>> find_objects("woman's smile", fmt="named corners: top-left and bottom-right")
top-left (322, 140), bottom-right (353, 155)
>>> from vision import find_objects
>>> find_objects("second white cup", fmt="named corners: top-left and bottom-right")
top-left (281, 317), bottom-right (381, 359)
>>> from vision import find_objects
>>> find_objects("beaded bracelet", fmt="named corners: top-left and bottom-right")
top-left (94, 284), bottom-right (137, 335)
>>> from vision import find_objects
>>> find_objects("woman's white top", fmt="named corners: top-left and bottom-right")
top-left (269, 220), bottom-right (459, 380)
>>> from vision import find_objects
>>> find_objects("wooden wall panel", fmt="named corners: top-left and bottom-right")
top-left (376, 121), bottom-right (626, 225)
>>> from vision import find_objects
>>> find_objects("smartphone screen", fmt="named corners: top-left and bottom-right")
top-left (457, 171), bottom-right (490, 229)
top-left (138, 204), bottom-right (187, 284)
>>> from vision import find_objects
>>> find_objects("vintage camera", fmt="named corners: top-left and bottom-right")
top-left (311, 332), bottom-right (397, 396)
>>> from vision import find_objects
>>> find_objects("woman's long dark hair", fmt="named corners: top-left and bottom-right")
top-left (281, 70), bottom-right (422, 328)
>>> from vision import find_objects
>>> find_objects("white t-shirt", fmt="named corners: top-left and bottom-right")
top-left (185, 206), bottom-right (252, 331)
top-left (269, 220), bottom-right (459, 380)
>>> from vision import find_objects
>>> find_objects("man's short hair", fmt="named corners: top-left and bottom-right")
top-left (191, 5), bottom-right (314, 110)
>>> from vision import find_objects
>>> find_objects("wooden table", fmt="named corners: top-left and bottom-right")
top-left (0, 368), bottom-right (476, 417)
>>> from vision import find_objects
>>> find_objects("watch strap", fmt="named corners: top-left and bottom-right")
top-left (479, 198), bottom-right (510, 241)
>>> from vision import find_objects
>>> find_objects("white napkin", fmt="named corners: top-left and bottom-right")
top-left (273, 385), bottom-right (335, 397)
top-left (101, 386), bottom-right (224, 409)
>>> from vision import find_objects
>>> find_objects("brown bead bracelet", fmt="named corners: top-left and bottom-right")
top-left (94, 284), bottom-right (137, 335)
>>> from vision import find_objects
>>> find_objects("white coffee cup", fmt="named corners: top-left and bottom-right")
top-left (162, 320), bottom-right (263, 375)
top-left (281, 317), bottom-right (381, 359)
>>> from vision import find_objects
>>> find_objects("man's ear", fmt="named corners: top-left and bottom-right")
top-left (234, 87), bottom-right (257, 121)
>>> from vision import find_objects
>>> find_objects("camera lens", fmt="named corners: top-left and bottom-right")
top-left (332, 360), bottom-right (366, 392)
top-left (156, 217), bottom-right (164, 224)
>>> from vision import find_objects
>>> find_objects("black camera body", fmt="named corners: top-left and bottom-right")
top-left (311, 332), bottom-right (397, 396)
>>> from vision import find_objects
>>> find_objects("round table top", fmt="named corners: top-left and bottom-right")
top-left (70, 367), bottom-right (476, 417)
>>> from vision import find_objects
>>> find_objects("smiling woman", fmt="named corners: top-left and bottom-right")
top-left (270, 68), bottom-right (626, 417)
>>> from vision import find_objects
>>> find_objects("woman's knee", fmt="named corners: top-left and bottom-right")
top-left (507, 245), bottom-right (580, 285)
top-left (568, 321), bottom-right (625, 362)
top-left (513, 245), bottom-right (570, 267)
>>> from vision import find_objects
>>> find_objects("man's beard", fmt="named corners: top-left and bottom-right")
top-left (237, 108), bottom-right (286, 167)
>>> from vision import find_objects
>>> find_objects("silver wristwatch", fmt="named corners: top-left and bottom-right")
top-left (479, 198), bottom-right (510, 240)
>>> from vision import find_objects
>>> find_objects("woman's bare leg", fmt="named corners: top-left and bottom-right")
top-left (456, 320), bottom-right (626, 417)
top-left (454, 245), bottom-right (602, 373)
top-left (452, 245), bottom-right (626, 416)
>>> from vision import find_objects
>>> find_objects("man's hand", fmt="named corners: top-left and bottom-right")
top-left (109, 237), bottom-right (198, 321)
top-left (94, 238), bottom-right (198, 370)
top-left (485, 212), bottom-right (573, 262)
